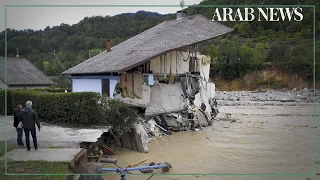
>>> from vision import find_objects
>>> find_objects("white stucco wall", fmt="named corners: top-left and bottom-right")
top-left (72, 79), bottom-right (102, 94)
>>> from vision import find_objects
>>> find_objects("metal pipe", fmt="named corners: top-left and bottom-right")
top-left (155, 124), bottom-right (168, 132)
top-left (99, 158), bottom-right (117, 164)
top-left (101, 164), bottom-right (168, 172)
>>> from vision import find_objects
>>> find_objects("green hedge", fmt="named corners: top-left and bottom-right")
top-left (32, 88), bottom-right (71, 93)
top-left (0, 90), bottom-right (12, 115)
top-left (9, 90), bottom-right (104, 125)
top-left (0, 89), bottom-right (138, 129)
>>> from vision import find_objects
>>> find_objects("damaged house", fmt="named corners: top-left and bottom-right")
top-left (63, 11), bottom-right (233, 153)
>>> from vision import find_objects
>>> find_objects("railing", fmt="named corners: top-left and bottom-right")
top-left (101, 163), bottom-right (171, 180)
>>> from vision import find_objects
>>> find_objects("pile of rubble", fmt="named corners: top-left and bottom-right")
top-left (111, 73), bottom-right (219, 153)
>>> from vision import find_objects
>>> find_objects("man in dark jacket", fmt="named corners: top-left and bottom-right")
top-left (13, 104), bottom-right (23, 146)
top-left (19, 101), bottom-right (40, 151)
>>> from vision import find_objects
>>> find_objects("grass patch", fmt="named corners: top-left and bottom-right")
top-left (7, 161), bottom-right (69, 174)
top-left (0, 144), bottom-right (71, 180)
top-left (0, 144), bottom-right (23, 157)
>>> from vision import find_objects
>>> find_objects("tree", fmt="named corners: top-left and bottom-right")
top-left (253, 42), bottom-right (269, 66)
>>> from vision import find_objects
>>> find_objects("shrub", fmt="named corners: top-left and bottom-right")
top-left (100, 98), bottom-right (139, 136)
top-left (1, 90), bottom-right (139, 131)
top-left (0, 90), bottom-right (12, 115)
top-left (9, 90), bottom-right (104, 125)
top-left (33, 88), bottom-right (71, 93)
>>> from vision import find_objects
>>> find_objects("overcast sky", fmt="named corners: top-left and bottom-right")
top-left (0, 0), bottom-right (202, 31)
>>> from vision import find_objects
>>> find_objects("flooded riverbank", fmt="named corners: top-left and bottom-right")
top-left (107, 104), bottom-right (320, 180)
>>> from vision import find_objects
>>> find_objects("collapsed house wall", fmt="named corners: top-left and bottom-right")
top-left (145, 83), bottom-right (187, 116)
top-left (110, 51), bottom-right (218, 153)
top-left (149, 51), bottom-right (206, 75)
top-left (118, 83), bottom-right (150, 108)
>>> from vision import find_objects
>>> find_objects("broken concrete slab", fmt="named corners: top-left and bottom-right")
top-left (163, 115), bottom-right (180, 128)
top-left (145, 83), bottom-right (186, 116)
top-left (118, 84), bottom-right (150, 108)
top-left (7, 148), bottom-right (82, 162)
top-left (133, 123), bottom-right (149, 153)
top-left (147, 119), bottom-right (162, 137)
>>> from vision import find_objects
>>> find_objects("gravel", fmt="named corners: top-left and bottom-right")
top-left (215, 88), bottom-right (320, 106)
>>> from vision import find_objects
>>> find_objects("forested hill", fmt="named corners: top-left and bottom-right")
top-left (0, 11), bottom-right (175, 76)
top-left (0, 1), bottom-right (319, 88)
top-left (188, 0), bottom-right (320, 82)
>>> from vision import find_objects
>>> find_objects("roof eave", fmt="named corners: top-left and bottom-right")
top-left (120, 30), bottom-right (234, 72)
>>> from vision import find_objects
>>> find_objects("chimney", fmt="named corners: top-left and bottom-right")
top-left (106, 40), bottom-right (111, 52)
top-left (176, 10), bottom-right (187, 20)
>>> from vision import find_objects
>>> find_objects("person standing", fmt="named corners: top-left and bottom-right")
top-left (19, 101), bottom-right (40, 151)
top-left (13, 104), bottom-right (24, 146)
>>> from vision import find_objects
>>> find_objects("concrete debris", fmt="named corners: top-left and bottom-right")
top-left (117, 84), bottom-right (150, 108)
top-left (147, 119), bottom-right (162, 137)
top-left (106, 73), bottom-right (219, 153)
top-left (133, 123), bottom-right (149, 153)
top-left (145, 83), bottom-right (187, 116)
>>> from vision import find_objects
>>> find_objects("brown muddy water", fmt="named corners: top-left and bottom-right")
top-left (105, 105), bottom-right (320, 180)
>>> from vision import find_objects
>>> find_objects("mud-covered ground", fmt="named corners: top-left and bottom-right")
top-left (108, 90), bottom-right (320, 180)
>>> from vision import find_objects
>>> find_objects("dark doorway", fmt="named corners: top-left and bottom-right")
top-left (102, 79), bottom-right (110, 96)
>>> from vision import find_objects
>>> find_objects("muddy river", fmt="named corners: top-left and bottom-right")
top-left (106, 105), bottom-right (320, 180)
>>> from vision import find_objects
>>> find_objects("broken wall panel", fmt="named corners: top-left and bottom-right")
top-left (145, 83), bottom-right (187, 116)
top-left (132, 72), bottom-right (143, 98)
top-left (133, 123), bottom-right (149, 153)
top-left (118, 84), bottom-right (150, 108)
top-left (194, 80), bottom-right (212, 118)
top-left (126, 73), bottom-right (134, 98)
top-left (207, 82), bottom-right (216, 99)
top-left (149, 51), bottom-right (203, 75)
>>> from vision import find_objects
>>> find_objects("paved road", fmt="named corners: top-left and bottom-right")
top-left (7, 148), bottom-right (81, 162)
top-left (0, 116), bottom-right (109, 148)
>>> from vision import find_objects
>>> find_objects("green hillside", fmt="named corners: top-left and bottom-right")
top-left (0, 0), bottom-right (319, 89)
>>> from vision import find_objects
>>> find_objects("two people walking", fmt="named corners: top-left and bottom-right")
top-left (13, 101), bottom-right (41, 151)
